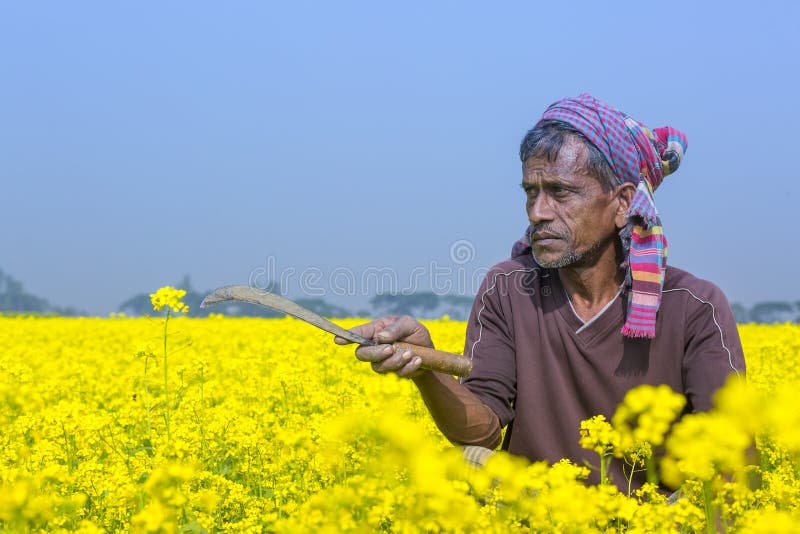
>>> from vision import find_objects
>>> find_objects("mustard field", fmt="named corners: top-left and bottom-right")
top-left (1, 309), bottom-right (799, 532)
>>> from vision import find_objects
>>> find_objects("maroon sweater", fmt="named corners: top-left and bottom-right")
top-left (459, 253), bottom-right (745, 489)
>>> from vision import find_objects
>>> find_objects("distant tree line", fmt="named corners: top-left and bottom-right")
top-left (117, 276), bottom-right (474, 320)
top-left (0, 269), bottom-right (84, 316)
top-left (114, 284), bottom-right (800, 323)
top-left (118, 276), bottom-right (352, 318)
top-left (367, 292), bottom-right (474, 320)
top-left (1, 268), bottom-right (799, 324)
top-left (730, 301), bottom-right (800, 324)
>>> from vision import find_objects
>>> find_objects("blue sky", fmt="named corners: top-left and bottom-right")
top-left (2, 1), bottom-right (798, 314)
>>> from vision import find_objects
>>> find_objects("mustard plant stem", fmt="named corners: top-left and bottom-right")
top-left (702, 480), bottom-right (716, 534)
top-left (144, 353), bottom-right (152, 439)
top-left (164, 309), bottom-right (171, 445)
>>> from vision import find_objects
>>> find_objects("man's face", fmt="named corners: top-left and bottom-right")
top-left (521, 137), bottom-right (621, 269)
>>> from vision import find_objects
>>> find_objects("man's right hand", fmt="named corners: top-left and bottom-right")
top-left (336, 315), bottom-right (502, 448)
top-left (334, 315), bottom-right (433, 378)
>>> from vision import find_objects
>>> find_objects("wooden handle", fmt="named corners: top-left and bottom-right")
top-left (392, 342), bottom-right (473, 377)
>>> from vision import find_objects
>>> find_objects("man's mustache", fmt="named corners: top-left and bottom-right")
top-left (530, 225), bottom-right (568, 240)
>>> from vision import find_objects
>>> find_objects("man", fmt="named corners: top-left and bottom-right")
top-left (335, 94), bottom-right (745, 491)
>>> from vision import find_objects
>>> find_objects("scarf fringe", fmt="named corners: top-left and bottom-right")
top-left (620, 325), bottom-right (656, 339)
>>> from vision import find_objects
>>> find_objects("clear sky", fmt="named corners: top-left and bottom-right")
top-left (2, 1), bottom-right (798, 314)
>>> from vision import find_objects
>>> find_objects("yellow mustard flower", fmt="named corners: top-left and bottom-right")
top-left (149, 286), bottom-right (189, 314)
top-left (1, 316), bottom-right (798, 532)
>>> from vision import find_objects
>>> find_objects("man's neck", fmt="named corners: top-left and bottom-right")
top-left (557, 241), bottom-right (625, 321)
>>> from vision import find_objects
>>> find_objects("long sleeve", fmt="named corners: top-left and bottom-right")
top-left (413, 371), bottom-right (502, 449)
top-left (460, 267), bottom-right (519, 428)
top-left (681, 282), bottom-right (746, 412)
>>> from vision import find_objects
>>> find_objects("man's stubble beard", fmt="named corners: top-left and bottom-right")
top-left (533, 247), bottom-right (580, 269)
top-left (532, 235), bottom-right (610, 269)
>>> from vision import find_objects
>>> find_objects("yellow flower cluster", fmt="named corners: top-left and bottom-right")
top-left (579, 415), bottom-right (618, 457)
top-left (0, 316), bottom-right (798, 532)
top-left (579, 384), bottom-right (686, 461)
top-left (578, 385), bottom-right (685, 487)
top-left (149, 286), bottom-right (189, 314)
top-left (613, 384), bottom-right (686, 451)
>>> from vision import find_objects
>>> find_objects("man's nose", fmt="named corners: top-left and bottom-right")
top-left (528, 194), bottom-right (554, 224)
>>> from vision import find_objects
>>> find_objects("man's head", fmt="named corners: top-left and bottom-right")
top-left (519, 120), bottom-right (635, 269)
top-left (510, 93), bottom-right (688, 338)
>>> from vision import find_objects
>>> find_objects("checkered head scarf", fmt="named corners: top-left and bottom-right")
top-left (511, 93), bottom-right (688, 338)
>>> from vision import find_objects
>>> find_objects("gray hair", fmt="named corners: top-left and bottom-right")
top-left (519, 119), bottom-right (618, 193)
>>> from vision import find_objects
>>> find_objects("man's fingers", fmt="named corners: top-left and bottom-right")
top-left (371, 348), bottom-right (414, 374)
top-left (355, 344), bottom-right (394, 363)
top-left (335, 316), bottom-right (429, 380)
top-left (375, 316), bottom-right (417, 343)
top-left (334, 318), bottom-right (396, 345)
top-left (350, 323), bottom-right (378, 339)
top-left (395, 356), bottom-right (424, 378)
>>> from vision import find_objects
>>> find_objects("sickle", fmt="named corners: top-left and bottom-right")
top-left (200, 285), bottom-right (472, 377)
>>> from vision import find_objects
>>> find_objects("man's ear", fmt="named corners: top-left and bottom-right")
top-left (614, 183), bottom-right (636, 228)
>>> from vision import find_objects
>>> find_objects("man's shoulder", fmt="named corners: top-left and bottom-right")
top-left (485, 254), bottom-right (542, 276)
top-left (662, 265), bottom-right (732, 308)
top-left (469, 255), bottom-right (549, 307)
top-left (479, 255), bottom-right (547, 291)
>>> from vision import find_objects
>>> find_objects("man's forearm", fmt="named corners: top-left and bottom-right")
top-left (412, 371), bottom-right (502, 449)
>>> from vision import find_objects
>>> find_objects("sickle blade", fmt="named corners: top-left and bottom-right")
top-left (200, 285), bottom-right (374, 346)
